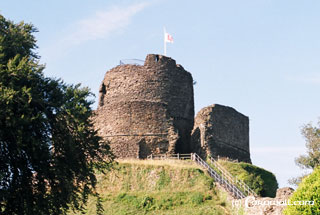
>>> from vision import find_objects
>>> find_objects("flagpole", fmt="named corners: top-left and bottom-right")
top-left (164, 27), bottom-right (166, 56)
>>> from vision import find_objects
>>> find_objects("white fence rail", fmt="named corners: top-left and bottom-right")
top-left (147, 153), bottom-right (192, 160)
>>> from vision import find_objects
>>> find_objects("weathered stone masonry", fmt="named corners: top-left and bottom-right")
top-left (94, 54), bottom-right (251, 162)
top-left (191, 104), bottom-right (251, 163)
top-left (94, 54), bottom-right (194, 158)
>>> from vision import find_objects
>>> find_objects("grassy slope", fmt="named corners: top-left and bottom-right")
top-left (216, 159), bottom-right (278, 197)
top-left (70, 159), bottom-right (236, 215)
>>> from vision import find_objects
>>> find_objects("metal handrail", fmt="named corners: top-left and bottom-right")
top-left (191, 153), bottom-right (246, 199)
top-left (147, 153), bottom-right (255, 199)
top-left (208, 157), bottom-right (257, 197)
top-left (119, 59), bottom-right (144, 66)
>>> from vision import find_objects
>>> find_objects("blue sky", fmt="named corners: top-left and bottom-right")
top-left (2, 0), bottom-right (320, 188)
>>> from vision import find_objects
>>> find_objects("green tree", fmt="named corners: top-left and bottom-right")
top-left (0, 15), bottom-right (113, 214)
top-left (284, 167), bottom-right (320, 215)
top-left (289, 119), bottom-right (320, 186)
top-left (295, 120), bottom-right (320, 169)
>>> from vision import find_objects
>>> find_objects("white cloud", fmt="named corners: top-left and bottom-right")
top-left (41, 2), bottom-right (150, 61)
top-left (66, 2), bottom-right (150, 45)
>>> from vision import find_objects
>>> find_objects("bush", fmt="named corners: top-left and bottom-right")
top-left (284, 167), bottom-right (320, 215)
top-left (218, 160), bottom-right (278, 197)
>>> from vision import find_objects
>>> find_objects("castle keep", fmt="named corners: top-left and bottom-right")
top-left (94, 54), bottom-right (251, 162)
top-left (94, 54), bottom-right (194, 158)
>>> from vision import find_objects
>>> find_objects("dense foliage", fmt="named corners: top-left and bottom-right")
top-left (284, 167), bottom-right (320, 215)
top-left (0, 14), bottom-right (113, 215)
top-left (217, 160), bottom-right (278, 197)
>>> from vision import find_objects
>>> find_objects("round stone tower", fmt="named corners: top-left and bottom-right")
top-left (94, 54), bottom-right (194, 158)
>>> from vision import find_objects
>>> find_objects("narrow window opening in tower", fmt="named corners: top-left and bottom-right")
top-left (98, 83), bottom-right (106, 107)
top-left (155, 55), bottom-right (159, 62)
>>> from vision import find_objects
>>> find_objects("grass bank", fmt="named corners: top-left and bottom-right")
top-left (70, 159), bottom-right (236, 215)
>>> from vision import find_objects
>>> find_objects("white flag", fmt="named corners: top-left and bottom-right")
top-left (165, 32), bottom-right (174, 43)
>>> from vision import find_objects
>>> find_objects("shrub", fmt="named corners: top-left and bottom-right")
top-left (218, 160), bottom-right (278, 197)
top-left (284, 167), bottom-right (320, 215)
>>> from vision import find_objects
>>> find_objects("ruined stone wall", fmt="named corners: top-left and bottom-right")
top-left (94, 54), bottom-right (194, 158)
top-left (191, 104), bottom-right (251, 163)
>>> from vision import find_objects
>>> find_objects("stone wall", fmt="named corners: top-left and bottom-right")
top-left (94, 54), bottom-right (252, 162)
top-left (94, 54), bottom-right (194, 158)
top-left (191, 104), bottom-right (251, 163)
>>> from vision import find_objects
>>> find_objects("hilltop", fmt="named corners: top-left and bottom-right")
top-left (69, 158), bottom-right (279, 215)
top-left (70, 159), bottom-right (236, 215)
